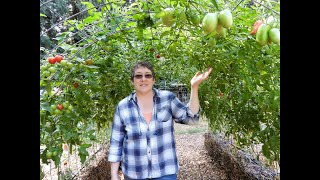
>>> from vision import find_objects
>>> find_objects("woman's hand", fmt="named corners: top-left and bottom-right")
top-left (190, 67), bottom-right (213, 88)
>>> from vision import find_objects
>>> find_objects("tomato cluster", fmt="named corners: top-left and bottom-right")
top-left (251, 16), bottom-right (280, 46)
top-left (50, 101), bottom-right (73, 115)
top-left (48, 55), bottom-right (64, 64)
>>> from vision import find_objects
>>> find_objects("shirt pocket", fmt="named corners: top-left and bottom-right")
top-left (157, 105), bottom-right (172, 122)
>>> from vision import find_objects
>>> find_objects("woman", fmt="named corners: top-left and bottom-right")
top-left (108, 61), bottom-right (212, 180)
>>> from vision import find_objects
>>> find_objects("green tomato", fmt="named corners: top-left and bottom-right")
top-left (46, 151), bottom-right (53, 159)
top-left (40, 65), bottom-right (47, 71)
top-left (50, 105), bottom-right (57, 110)
top-left (103, 46), bottom-right (112, 51)
top-left (190, 14), bottom-right (200, 26)
top-left (67, 63), bottom-right (73, 68)
top-left (58, 110), bottom-right (63, 115)
top-left (48, 67), bottom-right (56, 73)
top-left (54, 109), bottom-right (61, 115)
top-left (52, 151), bottom-right (58, 157)
top-left (68, 105), bottom-right (73, 111)
top-left (43, 71), bottom-right (51, 77)
top-left (62, 101), bottom-right (69, 108)
top-left (60, 60), bottom-right (67, 66)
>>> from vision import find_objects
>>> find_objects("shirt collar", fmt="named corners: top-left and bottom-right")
top-left (128, 88), bottom-right (161, 103)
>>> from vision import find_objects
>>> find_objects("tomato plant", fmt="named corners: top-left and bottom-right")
top-left (40, 0), bottom-right (280, 168)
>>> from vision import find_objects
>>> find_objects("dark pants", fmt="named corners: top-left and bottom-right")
top-left (124, 174), bottom-right (177, 180)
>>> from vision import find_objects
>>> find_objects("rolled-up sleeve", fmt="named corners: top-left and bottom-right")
top-left (108, 106), bottom-right (125, 162)
top-left (170, 92), bottom-right (201, 124)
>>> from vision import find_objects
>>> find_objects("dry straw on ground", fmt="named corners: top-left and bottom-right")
top-left (204, 132), bottom-right (280, 180)
top-left (54, 120), bottom-right (279, 180)
top-left (77, 132), bottom-right (279, 179)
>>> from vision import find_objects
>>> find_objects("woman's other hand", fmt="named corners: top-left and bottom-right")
top-left (190, 67), bottom-right (213, 88)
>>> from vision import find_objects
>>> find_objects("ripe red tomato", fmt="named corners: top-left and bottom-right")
top-left (55, 55), bottom-right (64, 63)
top-left (57, 104), bottom-right (64, 111)
top-left (48, 57), bottom-right (56, 64)
top-left (73, 82), bottom-right (79, 88)
top-left (156, 54), bottom-right (160, 58)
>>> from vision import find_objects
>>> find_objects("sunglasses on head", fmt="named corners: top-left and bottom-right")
top-left (134, 74), bottom-right (153, 79)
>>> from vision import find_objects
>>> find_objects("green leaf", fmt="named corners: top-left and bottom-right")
top-left (152, 20), bottom-right (163, 27)
top-left (40, 13), bottom-right (47, 17)
top-left (54, 32), bottom-right (70, 41)
top-left (88, 135), bottom-right (96, 141)
top-left (260, 70), bottom-right (267, 75)
top-left (46, 84), bottom-right (52, 96)
top-left (210, 0), bottom-right (219, 10)
top-left (262, 142), bottom-right (271, 159)
top-left (63, 132), bottom-right (77, 141)
top-left (77, 23), bottom-right (84, 30)
top-left (79, 154), bottom-right (87, 164)
top-left (81, 2), bottom-right (96, 15)
top-left (80, 143), bottom-right (92, 149)
top-left (132, 14), bottom-right (144, 21)
top-left (69, 27), bottom-right (75, 31)
top-left (155, 11), bottom-right (166, 19)
top-left (59, 44), bottom-right (73, 51)
top-left (66, 20), bottom-right (77, 25)
top-left (126, 21), bottom-right (136, 27)
top-left (53, 156), bottom-right (61, 167)
top-left (160, 31), bottom-right (171, 39)
top-left (83, 16), bottom-right (96, 24)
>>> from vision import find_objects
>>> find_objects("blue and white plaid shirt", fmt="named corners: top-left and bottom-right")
top-left (108, 88), bottom-right (200, 179)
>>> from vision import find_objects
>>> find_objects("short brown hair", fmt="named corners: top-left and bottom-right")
top-left (130, 61), bottom-right (155, 81)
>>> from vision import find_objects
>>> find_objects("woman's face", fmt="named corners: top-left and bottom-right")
top-left (132, 66), bottom-right (155, 94)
